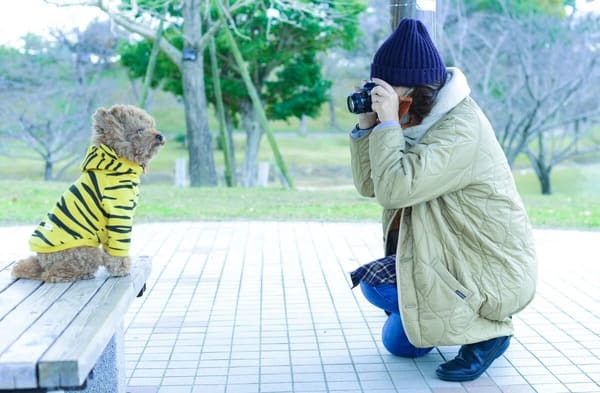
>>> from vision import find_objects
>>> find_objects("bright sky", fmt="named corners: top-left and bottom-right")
top-left (0, 0), bottom-right (107, 47)
top-left (1, 0), bottom-right (598, 47)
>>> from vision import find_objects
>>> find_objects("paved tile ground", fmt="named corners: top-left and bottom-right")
top-left (1, 222), bottom-right (599, 393)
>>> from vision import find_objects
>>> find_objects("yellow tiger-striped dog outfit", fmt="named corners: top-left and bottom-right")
top-left (30, 144), bottom-right (141, 257)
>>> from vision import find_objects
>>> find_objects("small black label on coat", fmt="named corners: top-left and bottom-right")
top-left (455, 290), bottom-right (466, 299)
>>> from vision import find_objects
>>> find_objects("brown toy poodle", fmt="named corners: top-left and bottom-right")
top-left (12, 105), bottom-right (165, 282)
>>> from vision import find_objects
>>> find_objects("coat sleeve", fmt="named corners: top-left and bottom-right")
top-left (349, 132), bottom-right (375, 198)
top-left (368, 113), bottom-right (480, 209)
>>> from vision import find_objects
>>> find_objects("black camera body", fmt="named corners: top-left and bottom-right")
top-left (347, 82), bottom-right (377, 114)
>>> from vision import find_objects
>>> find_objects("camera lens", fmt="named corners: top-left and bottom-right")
top-left (347, 95), bottom-right (359, 114)
top-left (347, 82), bottom-right (376, 114)
top-left (347, 91), bottom-right (372, 114)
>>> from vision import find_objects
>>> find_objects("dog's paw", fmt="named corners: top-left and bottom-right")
top-left (104, 255), bottom-right (132, 277)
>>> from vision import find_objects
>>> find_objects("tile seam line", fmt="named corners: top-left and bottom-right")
top-left (222, 221), bottom-right (252, 392)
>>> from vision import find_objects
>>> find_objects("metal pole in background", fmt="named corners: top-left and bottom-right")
top-left (389, 0), bottom-right (438, 43)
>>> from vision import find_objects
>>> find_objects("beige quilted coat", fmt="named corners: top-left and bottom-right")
top-left (350, 87), bottom-right (537, 347)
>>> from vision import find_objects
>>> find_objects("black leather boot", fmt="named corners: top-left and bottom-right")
top-left (436, 335), bottom-right (510, 381)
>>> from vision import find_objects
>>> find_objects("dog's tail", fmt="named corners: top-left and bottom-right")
top-left (12, 256), bottom-right (43, 280)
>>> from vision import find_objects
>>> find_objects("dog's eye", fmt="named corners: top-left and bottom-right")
top-left (135, 129), bottom-right (144, 135)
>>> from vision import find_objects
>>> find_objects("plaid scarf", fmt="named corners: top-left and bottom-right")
top-left (350, 254), bottom-right (396, 288)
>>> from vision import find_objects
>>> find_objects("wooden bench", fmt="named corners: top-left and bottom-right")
top-left (0, 256), bottom-right (151, 393)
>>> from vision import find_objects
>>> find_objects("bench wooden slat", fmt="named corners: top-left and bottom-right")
top-left (0, 279), bottom-right (108, 389)
top-left (0, 282), bottom-right (71, 389)
top-left (0, 259), bottom-right (14, 272)
top-left (0, 279), bottom-right (42, 320)
top-left (0, 268), bottom-right (15, 294)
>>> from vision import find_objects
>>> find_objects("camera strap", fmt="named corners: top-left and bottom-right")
top-left (399, 96), bottom-right (416, 129)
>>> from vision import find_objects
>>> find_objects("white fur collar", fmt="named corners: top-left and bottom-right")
top-left (404, 67), bottom-right (471, 147)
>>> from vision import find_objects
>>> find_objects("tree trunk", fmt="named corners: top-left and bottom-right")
top-left (540, 170), bottom-right (552, 195)
top-left (44, 159), bottom-right (53, 181)
top-left (389, 0), bottom-right (437, 42)
top-left (390, 0), bottom-right (416, 30)
top-left (224, 112), bottom-right (237, 185)
top-left (209, 33), bottom-right (234, 187)
top-left (299, 115), bottom-right (308, 136)
top-left (328, 95), bottom-right (340, 130)
top-left (139, 17), bottom-right (164, 110)
top-left (527, 148), bottom-right (553, 195)
top-left (182, 0), bottom-right (217, 186)
top-left (240, 100), bottom-right (263, 187)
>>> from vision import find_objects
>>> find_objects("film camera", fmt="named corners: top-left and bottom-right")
top-left (347, 82), bottom-right (377, 114)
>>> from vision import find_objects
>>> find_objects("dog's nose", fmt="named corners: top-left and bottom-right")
top-left (156, 133), bottom-right (164, 143)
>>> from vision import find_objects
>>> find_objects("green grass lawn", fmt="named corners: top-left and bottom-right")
top-left (1, 134), bottom-right (598, 229)
top-left (1, 165), bottom-right (598, 228)
top-left (1, 180), bottom-right (598, 228)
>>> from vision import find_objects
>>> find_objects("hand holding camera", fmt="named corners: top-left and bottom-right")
top-left (348, 82), bottom-right (378, 114)
top-left (347, 78), bottom-right (403, 125)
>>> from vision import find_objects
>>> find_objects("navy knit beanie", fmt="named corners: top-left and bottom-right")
top-left (371, 18), bottom-right (447, 86)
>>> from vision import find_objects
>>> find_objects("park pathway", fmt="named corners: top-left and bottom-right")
top-left (1, 222), bottom-right (599, 393)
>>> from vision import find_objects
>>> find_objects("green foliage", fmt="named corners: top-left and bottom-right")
top-left (116, 0), bottom-right (366, 123)
top-left (204, 0), bottom-right (364, 124)
top-left (120, 0), bottom-right (183, 18)
top-left (118, 29), bottom-right (183, 95)
top-left (173, 133), bottom-right (186, 146)
top-left (265, 53), bottom-right (332, 120)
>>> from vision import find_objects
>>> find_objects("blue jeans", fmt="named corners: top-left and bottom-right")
top-left (360, 281), bottom-right (433, 358)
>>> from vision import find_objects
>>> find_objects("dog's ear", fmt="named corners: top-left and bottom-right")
top-left (92, 107), bottom-right (125, 146)
top-left (93, 107), bottom-right (112, 135)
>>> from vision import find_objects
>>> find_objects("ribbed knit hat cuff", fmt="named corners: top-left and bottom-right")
top-left (371, 64), bottom-right (448, 86)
